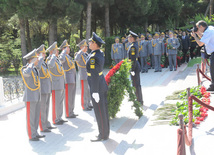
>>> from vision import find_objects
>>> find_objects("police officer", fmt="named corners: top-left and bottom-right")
top-left (147, 34), bottom-right (154, 69)
top-left (46, 42), bottom-right (67, 125)
top-left (87, 32), bottom-right (109, 142)
top-left (139, 34), bottom-right (149, 73)
top-left (152, 33), bottom-right (164, 72)
top-left (127, 31), bottom-right (143, 105)
top-left (111, 37), bottom-right (125, 64)
top-left (58, 40), bottom-right (78, 118)
top-left (75, 39), bottom-right (93, 111)
top-left (21, 49), bottom-right (45, 141)
top-left (166, 31), bottom-right (180, 71)
top-left (36, 45), bottom-right (56, 133)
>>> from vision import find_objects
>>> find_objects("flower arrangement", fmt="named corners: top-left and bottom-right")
top-left (167, 43), bottom-right (173, 50)
top-left (177, 51), bottom-right (183, 60)
top-left (105, 59), bottom-right (143, 118)
top-left (186, 50), bottom-right (190, 57)
top-left (193, 48), bottom-right (197, 56)
top-left (170, 86), bottom-right (211, 126)
top-left (161, 55), bottom-right (165, 68)
top-left (147, 56), bottom-right (151, 66)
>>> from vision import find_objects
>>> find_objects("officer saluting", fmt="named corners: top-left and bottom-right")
top-left (86, 32), bottom-right (109, 142)
top-left (21, 49), bottom-right (45, 141)
top-left (46, 42), bottom-right (67, 125)
top-left (75, 39), bottom-right (93, 111)
top-left (127, 31), bottom-right (143, 105)
top-left (59, 40), bottom-right (78, 118)
top-left (36, 45), bottom-right (56, 132)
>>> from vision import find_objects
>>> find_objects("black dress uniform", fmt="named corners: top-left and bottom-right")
top-left (86, 32), bottom-right (109, 142)
top-left (128, 31), bottom-right (143, 105)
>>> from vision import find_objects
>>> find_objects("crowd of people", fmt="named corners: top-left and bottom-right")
top-left (111, 28), bottom-right (204, 72)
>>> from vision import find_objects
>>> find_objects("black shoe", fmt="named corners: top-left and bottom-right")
top-left (206, 87), bottom-right (214, 91)
top-left (60, 119), bottom-right (68, 123)
top-left (174, 69), bottom-right (177, 71)
top-left (83, 108), bottom-right (92, 111)
top-left (29, 137), bottom-right (39, 141)
top-left (54, 121), bottom-right (63, 125)
top-left (36, 135), bottom-right (45, 138)
top-left (90, 137), bottom-right (108, 142)
top-left (154, 70), bottom-right (158, 72)
top-left (89, 106), bottom-right (93, 109)
top-left (47, 126), bottom-right (57, 129)
top-left (66, 115), bottom-right (76, 118)
top-left (170, 70), bottom-right (173, 71)
top-left (159, 70), bottom-right (162, 72)
top-left (41, 129), bottom-right (51, 132)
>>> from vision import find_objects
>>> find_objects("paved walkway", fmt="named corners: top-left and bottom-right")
top-left (0, 63), bottom-right (214, 155)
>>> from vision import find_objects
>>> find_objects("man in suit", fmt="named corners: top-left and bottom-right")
top-left (58, 40), bottom-right (78, 118)
top-left (87, 32), bottom-right (109, 142)
top-left (46, 42), bottom-right (67, 125)
top-left (139, 34), bottom-right (148, 73)
top-left (111, 37), bottom-right (125, 64)
top-left (21, 49), bottom-right (45, 141)
top-left (36, 45), bottom-right (56, 133)
top-left (181, 31), bottom-right (190, 63)
top-left (166, 31), bottom-right (180, 71)
top-left (75, 39), bottom-right (93, 111)
top-left (128, 31), bottom-right (143, 105)
top-left (152, 33), bottom-right (164, 72)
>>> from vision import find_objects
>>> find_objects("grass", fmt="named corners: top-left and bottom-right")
top-left (187, 57), bottom-right (202, 67)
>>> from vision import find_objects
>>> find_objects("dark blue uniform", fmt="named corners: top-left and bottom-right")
top-left (128, 41), bottom-right (143, 105)
top-left (86, 49), bottom-right (109, 140)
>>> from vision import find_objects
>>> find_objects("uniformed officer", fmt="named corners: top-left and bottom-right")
top-left (125, 39), bottom-right (131, 57)
top-left (21, 49), bottom-right (45, 141)
top-left (127, 31), bottom-right (143, 105)
top-left (152, 33), bottom-right (164, 72)
top-left (166, 31), bottom-right (180, 71)
top-left (58, 40), bottom-right (78, 118)
top-left (75, 39), bottom-right (93, 111)
top-left (87, 32), bottom-right (109, 142)
top-left (46, 42), bottom-right (67, 125)
top-left (139, 34), bottom-right (149, 73)
top-left (147, 34), bottom-right (154, 69)
top-left (111, 37), bottom-right (125, 64)
top-left (160, 32), bottom-right (169, 68)
top-left (36, 45), bottom-right (56, 133)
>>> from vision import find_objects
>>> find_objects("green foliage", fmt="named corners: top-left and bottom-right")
top-left (170, 86), bottom-right (202, 126)
top-left (107, 59), bottom-right (143, 118)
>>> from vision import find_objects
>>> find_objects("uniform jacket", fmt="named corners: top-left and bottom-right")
top-left (37, 60), bottom-right (52, 94)
top-left (147, 40), bottom-right (153, 55)
top-left (128, 41), bottom-right (141, 72)
top-left (22, 63), bottom-right (41, 102)
top-left (86, 50), bottom-right (108, 93)
top-left (189, 35), bottom-right (197, 47)
top-left (47, 54), bottom-right (65, 90)
top-left (111, 43), bottom-right (125, 60)
top-left (75, 50), bottom-right (88, 80)
top-left (59, 51), bottom-right (76, 84)
top-left (152, 39), bottom-right (163, 55)
top-left (166, 38), bottom-right (180, 55)
top-left (139, 40), bottom-right (148, 57)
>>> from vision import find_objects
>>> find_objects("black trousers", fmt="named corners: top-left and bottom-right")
top-left (209, 53), bottom-right (214, 88)
top-left (91, 91), bottom-right (109, 139)
top-left (182, 48), bottom-right (189, 63)
top-left (131, 70), bottom-right (143, 105)
top-left (190, 46), bottom-right (196, 59)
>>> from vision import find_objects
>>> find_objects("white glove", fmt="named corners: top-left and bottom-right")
top-left (131, 71), bottom-right (135, 76)
top-left (38, 55), bottom-right (44, 61)
top-left (92, 93), bottom-right (100, 103)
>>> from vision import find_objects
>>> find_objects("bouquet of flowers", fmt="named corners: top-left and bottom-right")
top-left (177, 51), bottom-right (183, 60)
top-left (167, 43), bottom-right (173, 50)
top-left (161, 55), bottom-right (165, 68)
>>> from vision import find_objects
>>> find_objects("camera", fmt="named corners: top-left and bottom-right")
top-left (187, 21), bottom-right (198, 33)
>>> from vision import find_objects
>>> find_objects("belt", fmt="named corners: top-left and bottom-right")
top-left (87, 72), bottom-right (103, 76)
top-left (128, 58), bottom-right (138, 62)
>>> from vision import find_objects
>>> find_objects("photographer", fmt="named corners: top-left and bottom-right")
top-left (191, 20), bottom-right (214, 91)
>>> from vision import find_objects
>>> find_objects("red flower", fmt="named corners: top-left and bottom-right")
top-left (196, 117), bottom-right (200, 120)
top-left (161, 64), bottom-right (164, 68)
top-left (195, 120), bottom-right (200, 124)
top-left (199, 117), bottom-right (204, 121)
top-left (200, 86), bottom-right (206, 95)
top-left (105, 60), bottom-right (124, 85)
top-left (147, 62), bottom-right (151, 66)
top-left (203, 92), bottom-right (210, 98)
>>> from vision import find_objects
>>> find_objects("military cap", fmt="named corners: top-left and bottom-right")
top-left (59, 40), bottom-right (70, 50)
top-left (89, 32), bottom-right (105, 46)
top-left (169, 31), bottom-right (174, 35)
top-left (148, 34), bottom-right (152, 38)
top-left (23, 49), bottom-right (38, 60)
top-left (77, 39), bottom-right (88, 47)
top-left (129, 30), bottom-right (138, 38)
top-left (36, 44), bottom-right (46, 54)
top-left (161, 32), bottom-right (165, 35)
top-left (154, 33), bottom-right (159, 37)
top-left (46, 42), bottom-right (58, 52)
top-left (140, 34), bottom-right (145, 38)
top-left (115, 37), bottom-right (120, 41)
top-left (121, 36), bottom-right (126, 40)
